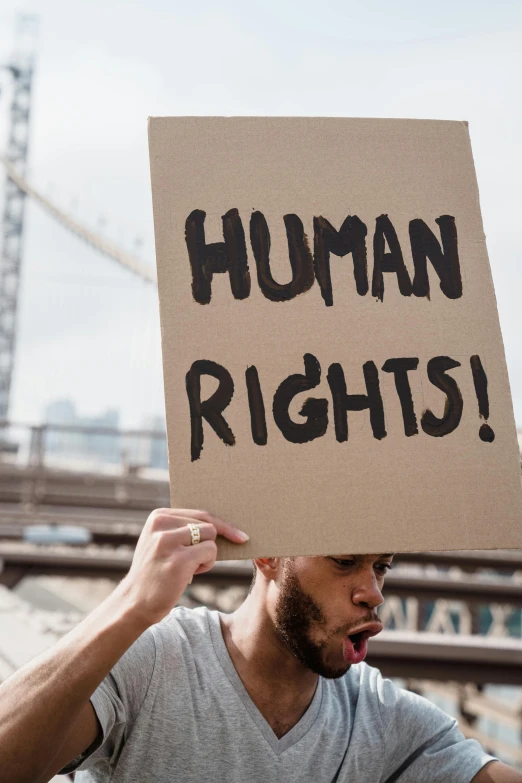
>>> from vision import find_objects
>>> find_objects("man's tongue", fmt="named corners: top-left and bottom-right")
top-left (343, 633), bottom-right (368, 665)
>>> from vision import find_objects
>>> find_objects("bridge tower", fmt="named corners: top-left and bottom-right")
top-left (0, 15), bottom-right (39, 422)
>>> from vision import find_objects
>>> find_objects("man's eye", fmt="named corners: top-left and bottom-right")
top-left (332, 558), bottom-right (355, 568)
top-left (375, 563), bottom-right (393, 574)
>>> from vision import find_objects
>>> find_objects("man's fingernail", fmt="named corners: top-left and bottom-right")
top-left (238, 531), bottom-right (250, 542)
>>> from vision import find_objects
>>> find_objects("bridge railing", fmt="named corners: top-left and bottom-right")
top-left (0, 420), bottom-right (169, 477)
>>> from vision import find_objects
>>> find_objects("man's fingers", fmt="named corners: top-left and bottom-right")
top-left (192, 560), bottom-right (216, 576)
top-left (186, 539), bottom-right (218, 567)
top-left (166, 509), bottom-right (249, 544)
top-left (156, 522), bottom-right (217, 548)
top-left (151, 515), bottom-right (214, 535)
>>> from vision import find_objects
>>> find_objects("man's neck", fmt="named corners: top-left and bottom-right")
top-left (218, 594), bottom-right (319, 738)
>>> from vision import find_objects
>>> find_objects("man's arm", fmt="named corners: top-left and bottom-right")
top-left (472, 761), bottom-right (522, 782)
top-left (39, 701), bottom-right (101, 782)
top-left (0, 508), bottom-right (249, 783)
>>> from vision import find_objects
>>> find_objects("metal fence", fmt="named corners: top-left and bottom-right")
top-left (0, 420), bottom-right (169, 477)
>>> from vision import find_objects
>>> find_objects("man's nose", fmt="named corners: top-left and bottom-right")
top-left (351, 571), bottom-right (385, 610)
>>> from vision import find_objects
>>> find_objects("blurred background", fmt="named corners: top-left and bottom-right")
top-left (0, 2), bottom-right (521, 779)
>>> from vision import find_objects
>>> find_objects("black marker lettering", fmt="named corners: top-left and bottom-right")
top-left (410, 215), bottom-right (462, 300)
top-left (372, 215), bottom-right (413, 301)
top-left (186, 360), bottom-right (235, 461)
top-left (327, 361), bottom-right (386, 441)
top-left (272, 353), bottom-right (328, 443)
top-left (470, 355), bottom-right (495, 442)
top-left (313, 215), bottom-right (369, 306)
top-left (421, 356), bottom-right (463, 437)
top-left (245, 365), bottom-right (268, 445)
top-left (249, 212), bottom-right (315, 301)
top-left (185, 208), bottom-right (250, 304)
top-left (382, 358), bottom-right (419, 436)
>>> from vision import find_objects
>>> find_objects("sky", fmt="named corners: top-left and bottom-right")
top-left (0, 0), bottom-right (521, 428)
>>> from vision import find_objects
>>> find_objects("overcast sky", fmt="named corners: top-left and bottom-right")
top-left (0, 0), bottom-right (521, 428)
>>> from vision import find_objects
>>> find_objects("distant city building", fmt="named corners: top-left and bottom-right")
top-left (148, 415), bottom-right (168, 470)
top-left (45, 399), bottom-right (77, 454)
top-left (126, 414), bottom-right (168, 471)
top-left (43, 400), bottom-right (168, 471)
top-left (44, 399), bottom-right (121, 464)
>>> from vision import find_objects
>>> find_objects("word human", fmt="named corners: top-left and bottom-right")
top-left (185, 209), bottom-right (463, 306)
top-left (185, 354), bottom-right (495, 462)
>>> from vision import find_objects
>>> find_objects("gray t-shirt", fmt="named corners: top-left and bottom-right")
top-left (63, 606), bottom-right (495, 782)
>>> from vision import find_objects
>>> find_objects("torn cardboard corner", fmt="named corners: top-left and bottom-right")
top-left (148, 116), bottom-right (522, 560)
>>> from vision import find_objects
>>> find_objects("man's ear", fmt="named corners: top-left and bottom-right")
top-left (253, 557), bottom-right (282, 582)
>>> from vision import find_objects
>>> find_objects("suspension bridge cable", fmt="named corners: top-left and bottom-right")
top-left (0, 155), bottom-right (157, 285)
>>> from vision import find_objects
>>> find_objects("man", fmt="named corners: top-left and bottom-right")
top-left (1, 509), bottom-right (520, 782)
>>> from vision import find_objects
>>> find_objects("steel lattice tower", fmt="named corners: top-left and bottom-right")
top-left (0, 16), bottom-right (38, 421)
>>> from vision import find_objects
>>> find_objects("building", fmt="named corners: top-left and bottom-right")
top-left (44, 399), bottom-right (121, 466)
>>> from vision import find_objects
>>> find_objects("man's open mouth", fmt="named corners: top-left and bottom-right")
top-left (348, 630), bottom-right (366, 647)
top-left (343, 624), bottom-right (382, 665)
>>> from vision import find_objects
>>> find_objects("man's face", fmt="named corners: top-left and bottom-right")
top-left (272, 554), bottom-right (392, 679)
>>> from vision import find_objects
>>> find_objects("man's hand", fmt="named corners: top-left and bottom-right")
top-left (115, 508), bottom-right (249, 626)
top-left (472, 761), bottom-right (522, 782)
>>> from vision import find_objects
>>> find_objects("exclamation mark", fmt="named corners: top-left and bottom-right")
top-left (470, 355), bottom-right (495, 442)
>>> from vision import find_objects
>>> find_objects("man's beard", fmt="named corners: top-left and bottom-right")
top-left (273, 560), bottom-right (349, 680)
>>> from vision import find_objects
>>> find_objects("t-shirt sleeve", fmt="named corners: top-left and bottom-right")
top-left (59, 627), bottom-right (156, 776)
top-left (376, 675), bottom-right (497, 783)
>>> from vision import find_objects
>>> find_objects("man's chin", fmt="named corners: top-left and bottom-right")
top-left (310, 655), bottom-right (352, 680)
top-left (318, 663), bottom-right (351, 680)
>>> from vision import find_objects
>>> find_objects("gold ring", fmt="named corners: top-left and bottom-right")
top-left (188, 523), bottom-right (201, 546)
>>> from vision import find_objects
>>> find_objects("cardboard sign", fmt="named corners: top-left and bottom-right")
top-left (148, 117), bottom-right (522, 559)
